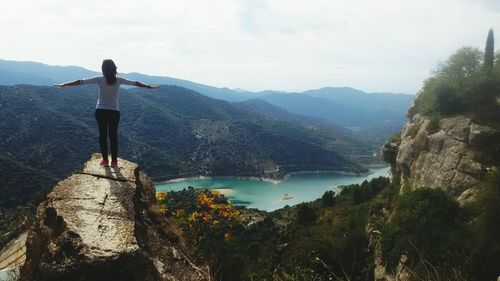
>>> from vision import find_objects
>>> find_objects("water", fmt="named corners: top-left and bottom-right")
top-left (156, 167), bottom-right (389, 211)
top-left (0, 269), bottom-right (14, 281)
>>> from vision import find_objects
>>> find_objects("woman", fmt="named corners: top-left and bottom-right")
top-left (55, 59), bottom-right (159, 167)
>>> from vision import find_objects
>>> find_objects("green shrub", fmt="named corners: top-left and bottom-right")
top-left (381, 188), bottom-right (467, 273)
top-left (467, 169), bottom-right (500, 280)
top-left (380, 171), bottom-right (500, 280)
top-left (435, 82), bottom-right (463, 114)
top-left (465, 75), bottom-right (500, 106)
top-left (181, 176), bottom-right (392, 280)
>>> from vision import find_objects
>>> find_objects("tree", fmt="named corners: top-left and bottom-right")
top-left (414, 47), bottom-right (483, 116)
top-left (321, 190), bottom-right (336, 207)
top-left (296, 204), bottom-right (316, 224)
top-left (436, 47), bottom-right (482, 82)
top-left (495, 51), bottom-right (500, 75)
top-left (484, 28), bottom-right (494, 72)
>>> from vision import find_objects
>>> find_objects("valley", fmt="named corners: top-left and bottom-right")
top-left (156, 167), bottom-right (389, 211)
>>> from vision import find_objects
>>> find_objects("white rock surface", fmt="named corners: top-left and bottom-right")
top-left (20, 154), bottom-right (209, 281)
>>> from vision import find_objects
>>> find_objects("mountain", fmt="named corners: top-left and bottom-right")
top-left (236, 98), bottom-right (384, 155)
top-left (0, 84), bottom-right (367, 181)
top-left (0, 60), bottom-right (96, 84)
top-left (254, 88), bottom-right (414, 139)
top-left (0, 59), bottom-right (254, 101)
top-left (121, 72), bottom-right (254, 102)
top-left (302, 87), bottom-right (411, 116)
top-left (0, 154), bottom-right (57, 208)
top-left (0, 59), bottom-right (414, 140)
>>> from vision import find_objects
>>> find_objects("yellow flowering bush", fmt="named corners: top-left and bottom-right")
top-left (152, 191), bottom-right (169, 214)
top-left (155, 191), bottom-right (168, 204)
top-left (156, 187), bottom-right (241, 243)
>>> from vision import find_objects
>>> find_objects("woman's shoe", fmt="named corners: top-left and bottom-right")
top-left (110, 160), bottom-right (118, 168)
top-left (100, 159), bottom-right (109, 167)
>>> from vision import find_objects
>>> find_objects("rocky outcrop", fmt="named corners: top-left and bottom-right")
top-left (375, 113), bottom-right (500, 280)
top-left (20, 154), bottom-right (210, 281)
top-left (382, 114), bottom-right (499, 200)
top-left (365, 202), bottom-right (410, 281)
top-left (0, 232), bottom-right (27, 271)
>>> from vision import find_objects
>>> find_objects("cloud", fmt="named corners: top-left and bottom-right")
top-left (474, 0), bottom-right (500, 11)
top-left (2, 0), bottom-right (500, 93)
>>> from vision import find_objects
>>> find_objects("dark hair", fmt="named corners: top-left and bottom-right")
top-left (101, 59), bottom-right (117, 85)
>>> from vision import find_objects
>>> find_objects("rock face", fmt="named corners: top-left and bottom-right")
top-left (377, 111), bottom-right (499, 280)
top-left (382, 114), bottom-right (499, 200)
top-left (20, 154), bottom-right (210, 281)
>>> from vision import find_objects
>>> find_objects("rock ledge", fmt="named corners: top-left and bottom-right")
top-left (382, 114), bottom-right (499, 200)
top-left (20, 154), bottom-right (209, 281)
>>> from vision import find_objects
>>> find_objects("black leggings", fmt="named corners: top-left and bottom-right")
top-left (95, 109), bottom-right (120, 161)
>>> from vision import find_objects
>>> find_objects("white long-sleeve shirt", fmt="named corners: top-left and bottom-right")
top-left (81, 76), bottom-right (136, 111)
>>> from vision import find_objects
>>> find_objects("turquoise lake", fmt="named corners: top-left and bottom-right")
top-left (156, 167), bottom-right (389, 211)
top-left (0, 270), bottom-right (12, 280)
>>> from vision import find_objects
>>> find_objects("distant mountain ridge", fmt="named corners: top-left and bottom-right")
top-left (303, 87), bottom-right (411, 116)
top-left (0, 59), bottom-right (414, 140)
top-left (0, 59), bottom-right (254, 101)
top-left (256, 86), bottom-right (413, 134)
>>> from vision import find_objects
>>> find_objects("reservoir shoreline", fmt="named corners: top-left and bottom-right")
top-left (157, 168), bottom-right (381, 186)
top-left (156, 167), bottom-right (390, 211)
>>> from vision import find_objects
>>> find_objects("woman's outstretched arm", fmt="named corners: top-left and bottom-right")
top-left (134, 81), bottom-right (160, 89)
top-left (53, 80), bottom-right (82, 87)
top-left (117, 77), bottom-right (159, 89)
top-left (55, 76), bottom-right (101, 87)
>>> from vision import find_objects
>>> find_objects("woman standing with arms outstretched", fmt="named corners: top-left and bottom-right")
top-left (55, 59), bottom-right (159, 167)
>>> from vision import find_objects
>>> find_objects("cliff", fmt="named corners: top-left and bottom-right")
top-left (377, 111), bottom-right (500, 281)
top-left (19, 154), bottom-right (210, 281)
top-left (382, 113), bottom-right (499, 201)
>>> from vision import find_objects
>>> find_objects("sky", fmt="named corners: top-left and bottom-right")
top-left (1, 0), bottom-right (499, 94)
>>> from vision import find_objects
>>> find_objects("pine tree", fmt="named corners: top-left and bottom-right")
top-left (484, 28), bottom-right (494, 72)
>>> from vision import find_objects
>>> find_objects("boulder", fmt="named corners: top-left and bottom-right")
top-left (20, 154), bottom-right (210, 281)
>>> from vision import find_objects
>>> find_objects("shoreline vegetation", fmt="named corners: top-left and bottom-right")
top-left (156, 167), bottom-right (386, 185)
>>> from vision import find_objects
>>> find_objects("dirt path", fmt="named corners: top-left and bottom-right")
top-left (0, 232), bottom-right (27, 271)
